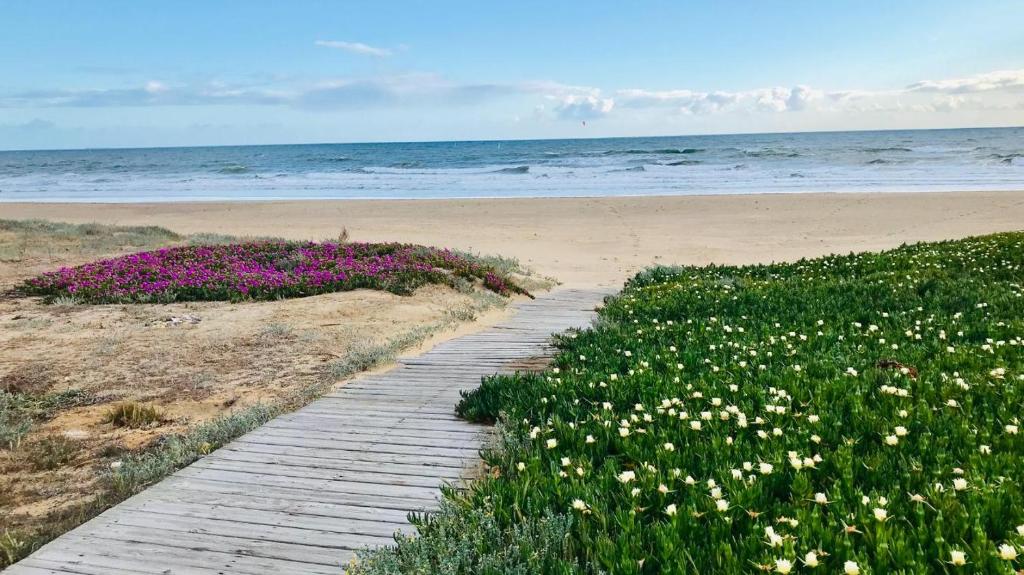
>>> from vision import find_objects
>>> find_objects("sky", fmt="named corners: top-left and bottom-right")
top-left (1, 0), bottom-right (1023, 150)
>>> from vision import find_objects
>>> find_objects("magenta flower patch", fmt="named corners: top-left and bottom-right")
top-left (23, 241), bottom-right (531, 303)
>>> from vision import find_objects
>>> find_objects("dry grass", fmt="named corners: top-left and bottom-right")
top-left (100, 402), bottom-right (164, 429)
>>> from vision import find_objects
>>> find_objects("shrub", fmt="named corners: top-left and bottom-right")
top-left (102, 402), bottom-right (164, 428)
top-left (353, 233), bottom-right (1024, 574)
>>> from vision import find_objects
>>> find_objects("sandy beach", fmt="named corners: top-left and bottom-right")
top-left (4, 190), bottom-right (1024, 287)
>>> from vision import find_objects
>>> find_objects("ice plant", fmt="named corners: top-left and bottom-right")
top-left (22, 241), bottom-right (531, 303)
top-left (351, 233), bottom-right (1024, 574)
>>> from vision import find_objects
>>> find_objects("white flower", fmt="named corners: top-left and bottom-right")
top-left (950, 550), bottom-right (967, 566)
top-left (546, 438), bottom-right (558, 449)
top-left (715, 499), bottom-right (729, 512)
top-left (1018, 524), bottom-right (1024, 536)
top-left (663, 442), bottom-right (675, 451)
top-left (980, 444), bottom-right (991, 455)
top-left (665, 503), bottom-right (678, 516)
top-left (658, 484), bottom-right (669, 494)
top-left (953, 478), bottom-right (968, 491)
top-left (571, 499), bottom-right (587, 511)
top-left (873, 507), bottom-right (888, 522)
top-left (844, 560), bottom-right (860, 575)
top-left (618, 427), bottom-right (630, 437)
top-left (885, 435), bottom-right (899, 446)
top-left (585, 434), bottom-right (596, 443)
top-left (997, 544), bottom-right (1017, 561)
top-left (814, 492), bottom-right (829, 505)
top-left (759, 462), bottom-right (774, 475)
top-left (775, 559), bottom-right (793, 574)
top-left (690, 421), bottom-right (702, 431)
top-left (804, 551), bottom-right (819, 567)
top-left (618, 471), bottom-right (636, 483)
top-left (1007, 424), bottom-right (1019, 435)
top-left (684, 475), bottom-right (696, 485)
top-left (516, 462), bottom-right (526, 471)
top-left (894, 426), bottom-right (908, 437)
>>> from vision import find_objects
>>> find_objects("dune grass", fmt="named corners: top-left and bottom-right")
top-left (351, 232), bottom-right (1024, 574)
top-left (0, 219), bottom-right (182, 263)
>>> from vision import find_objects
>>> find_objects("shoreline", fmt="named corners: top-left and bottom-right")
top-left (4, 186), bottom-right (1024, 205)
top-left (4, 190), bottom-right (1024, 288)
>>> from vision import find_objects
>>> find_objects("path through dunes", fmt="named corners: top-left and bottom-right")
top-left (6, 289), bottom-right (608, 575)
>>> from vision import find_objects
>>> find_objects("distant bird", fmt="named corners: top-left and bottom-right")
top-left (582, 120), bottom-right (587, 127)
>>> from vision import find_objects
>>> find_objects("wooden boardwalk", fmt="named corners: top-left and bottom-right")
top-left (7, 288), bottom-right (607, 575)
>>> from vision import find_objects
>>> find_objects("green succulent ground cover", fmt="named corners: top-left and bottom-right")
top-left (352, 233), bottom-right (1024, 574)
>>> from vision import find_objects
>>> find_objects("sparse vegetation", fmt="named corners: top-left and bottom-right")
top-left (0, 393), bottom-right (33, 450)
top-left (0, 530), bottom-right (30, 567)
top-left (101, 402), bottom-right (165, 428)
top-left (326, 324), bottom-right (442, 380)
top-left (445, 304), bottom-right (479, 322)
top-left (24, 435), bottom-right (80, 471)
top-left (0, 219), bottom-right (182, 263)
top-left (0, 389), bottom-right (92, 450)
top-left (456, 249), bottom-right (558, 293)
top-left (108, 403), bottom-right (278, 497)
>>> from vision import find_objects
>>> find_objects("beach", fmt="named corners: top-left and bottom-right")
top-left (4, 190), bottom-right (1024, 287)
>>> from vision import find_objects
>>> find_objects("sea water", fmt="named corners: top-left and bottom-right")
top-left (0, 127), bottom-right (1021, 202)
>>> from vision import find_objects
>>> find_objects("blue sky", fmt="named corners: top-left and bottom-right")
top-left (1, 0), bottom-right (1022, 149)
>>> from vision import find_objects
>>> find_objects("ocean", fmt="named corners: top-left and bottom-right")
top-left (0, 127), bottom-right (1021, 202)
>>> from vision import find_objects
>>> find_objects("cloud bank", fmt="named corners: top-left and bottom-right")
top-left (1, 69), bottom-right (1021, 127)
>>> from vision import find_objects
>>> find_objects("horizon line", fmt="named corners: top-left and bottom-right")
top-left (2, 124), bottom-right (1021, 154)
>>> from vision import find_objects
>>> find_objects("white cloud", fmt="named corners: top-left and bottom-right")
top-left (552, 94), bottom-right (615, 120)
top-left (906, 69), bottom-right (1024, 93)
top-left (315, 40), bottom-right (392, 57)
top-left (617, 86), bottom-right (821, 114)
